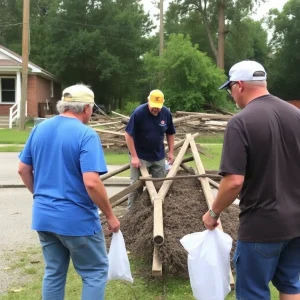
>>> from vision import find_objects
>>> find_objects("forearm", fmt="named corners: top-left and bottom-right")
top-left (86, 180), bottom-right (114, 218)
top-left (125, 132), bottom-right (138, 158)
top-left (166, 134), bottom-right (174, 154)
top-left (212, 175), bottom-right (243, 215)
top-left (19, 172), bottom-right (34, 194)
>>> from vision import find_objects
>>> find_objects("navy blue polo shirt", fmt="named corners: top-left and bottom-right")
top-left (125, 103), bottom-right (176, 161)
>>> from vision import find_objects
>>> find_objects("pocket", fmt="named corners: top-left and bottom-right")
top-left (255, 242), bottom-right (284, 258)
top-left (159, 125), bottom-right (167, 134)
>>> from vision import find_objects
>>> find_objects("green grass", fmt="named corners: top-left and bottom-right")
top-left (196, 133), bottom-right (224, 144)
top-left (0, 144), bottom-right (223, 172)
top-left (0, 146), bottom-right (24, 152)
top-left (0, 247), bottom-right (280, 300)
top-left (103, 145), bottom-right (222, 171)
top-left (0, 129), bottom-right (30, 144)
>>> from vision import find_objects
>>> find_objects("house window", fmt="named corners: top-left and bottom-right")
top-left (0, 78), bottom-right (16, 103)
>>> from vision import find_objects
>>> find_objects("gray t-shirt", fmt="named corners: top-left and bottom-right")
top-left (220, 94), bottom-right (300, 242)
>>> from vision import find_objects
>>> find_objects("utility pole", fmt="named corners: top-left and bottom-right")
top-left (159, 0), bottom-right (164, 56)
top-left (19, 0), bottom-right (30, 130)
top-left (217, 0), bottom-right (225, 69)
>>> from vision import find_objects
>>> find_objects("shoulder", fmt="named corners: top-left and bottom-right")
top-left (161, 106), bottom-right (172, 116)
top-left (130, 103), bottom-right (147, 118)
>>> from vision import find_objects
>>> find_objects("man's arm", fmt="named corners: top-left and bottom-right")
top-left (202, 174), bottom-right (244, 230)
top-left (83, 172), bottom-right (120, 232)
top-left (125, 132), bottom-right (140, 168)
top-left (166, 134), bottom-right (175, 164)
top-left (18, 162), bottom-right (34, 194)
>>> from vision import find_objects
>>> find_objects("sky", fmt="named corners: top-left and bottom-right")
top-left (142, 0), bottom-right (288, 32)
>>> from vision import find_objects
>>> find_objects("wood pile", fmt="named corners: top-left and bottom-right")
top-left (89, 110), bottom-right (233, 149)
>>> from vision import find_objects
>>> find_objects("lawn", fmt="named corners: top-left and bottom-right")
top-left (0, 246), bottom-right (280, 300)
top-left (0, 129), bottom-right (223, 146)
top-left (0, 129), bottom-right (31, 144)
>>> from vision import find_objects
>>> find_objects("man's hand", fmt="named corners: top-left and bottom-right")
top-left (131, 156), bottom-right (141, 168)
top-left (168, 152), bottom-right (174, 165)
top-left (202, 210), bottom-right (219, 230)
top-left (107, 215), bottom-right (120, 233)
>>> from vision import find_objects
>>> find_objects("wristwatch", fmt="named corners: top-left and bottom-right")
top-left (209, 208), bottom-right (219, 220)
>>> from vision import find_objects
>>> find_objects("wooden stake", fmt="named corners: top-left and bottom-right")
top-left (139, 165), bottom-right (158, 204)
top-left (108, 180), bottom-right (143, 204)
top-left (139, 174), bottom-right (221, 182)
top-left (152, 245), bottom-right (162, 276)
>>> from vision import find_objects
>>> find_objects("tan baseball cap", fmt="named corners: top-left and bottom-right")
top-left (62, 84), bottom-right (94, 103)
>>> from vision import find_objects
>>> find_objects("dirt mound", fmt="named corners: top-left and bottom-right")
top-left (120, 172), bottom-right (240, 278)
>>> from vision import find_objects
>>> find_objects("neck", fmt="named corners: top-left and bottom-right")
top-left (244, 88), bottom-right (269, 106)
top-left (60, 111), bottom-right (84, 123)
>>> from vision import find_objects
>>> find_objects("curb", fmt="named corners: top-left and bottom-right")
top-left (0, 177), bottom-right (130, 189)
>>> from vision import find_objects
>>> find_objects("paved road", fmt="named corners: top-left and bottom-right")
top-left (0, 152), bottom-right (129, 185)
top-left (0, 186), bottom-right (124, 252)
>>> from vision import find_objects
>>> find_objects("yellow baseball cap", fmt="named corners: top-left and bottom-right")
top-left (148, 89), bottom-right (164, 108)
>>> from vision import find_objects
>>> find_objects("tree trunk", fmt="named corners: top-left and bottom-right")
top-left (217, 0), bottom-right (225, 69)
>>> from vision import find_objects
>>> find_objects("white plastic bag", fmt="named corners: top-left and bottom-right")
top-left (180, 229), bottom-right (232, 300)
top-left (107, 231), bottom-right (133, 283)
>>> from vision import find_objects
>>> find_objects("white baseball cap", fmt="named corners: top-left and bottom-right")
top-left (219, 60), bottom-right (267, 90)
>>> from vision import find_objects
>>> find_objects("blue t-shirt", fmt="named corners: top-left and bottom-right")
top-left (19, 116), bottom-right (107, 236)
top-left (125, 104), bottom-right (176, 161)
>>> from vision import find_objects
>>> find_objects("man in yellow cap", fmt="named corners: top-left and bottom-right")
top-left (125, 89), bottom-right (176, 209)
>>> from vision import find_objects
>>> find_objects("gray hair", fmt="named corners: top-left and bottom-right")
top-left (56, 100), bottom-right (94, 114)
top-left (244, 80), bottom-right (267, 88)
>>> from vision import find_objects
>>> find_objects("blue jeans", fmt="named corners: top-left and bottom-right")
top-left (234, 237), bottom-right (300, 300)
top-left (38, 230), bottom-right (108, 300)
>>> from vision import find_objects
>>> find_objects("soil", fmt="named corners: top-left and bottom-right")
top-left (104, 171), bottom-right (239, 278)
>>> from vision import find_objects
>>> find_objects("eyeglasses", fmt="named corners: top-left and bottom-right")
top-left (226, 82), bottom-right (237, 95)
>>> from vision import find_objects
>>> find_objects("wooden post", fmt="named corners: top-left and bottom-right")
top-left (189, 138), bottom-right (235, 287)
top-left (140, 165), bottom-right (158, 204)
top-left (152, 245), bottom-right (162, 276)
top-left (157, 135), bottom-right (191, 201)
top-left (19, 0), bottom-right (30, 130)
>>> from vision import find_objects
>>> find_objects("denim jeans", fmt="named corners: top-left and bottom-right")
top-left (234, 237), bottom-right (300, 300)
top-left (38, 230), bottom-right (108, 300)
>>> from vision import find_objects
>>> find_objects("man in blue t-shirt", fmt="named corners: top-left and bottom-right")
top-left (18, 84), bottom-right (120, 300)
top-left (125, 89), bottom-right (176, 209)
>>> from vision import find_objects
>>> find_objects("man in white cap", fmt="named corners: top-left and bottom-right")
top-left (18, 84), bottom-right (120, 300)
top-left (202, 60), bottom-right (300, 299)
top-left (125, 89), bottom-right (176, 209)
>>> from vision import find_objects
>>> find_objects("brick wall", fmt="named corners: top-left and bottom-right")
top-left (0, 74), bottom-right (62, 117)
top-left (27, 75), bottom-right (38, 117)
top-left (27, 75), bottom-right (62, 117)
top-left (0, 104), bottom-right (12, 115)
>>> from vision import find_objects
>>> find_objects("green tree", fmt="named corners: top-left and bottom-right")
top-left (144, 34), bottom-right (229, 112)
top-left (165, 1), bottom-right (269, 73)
top-left (0, 0), bottom-right (154, 109)
top-left (267, 0), bottom-right (300, 100)
top-left (166, 0), bottom-right (266, 69)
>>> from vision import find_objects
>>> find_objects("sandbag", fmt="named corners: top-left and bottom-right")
top-left (180, 229), bottom-right (232, 300)
top-left (107, 230), bottom-right (133, 283)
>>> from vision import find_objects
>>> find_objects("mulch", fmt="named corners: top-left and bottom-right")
top-left (105, 171), bottom-right (239, 278)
